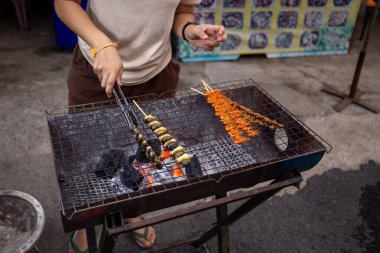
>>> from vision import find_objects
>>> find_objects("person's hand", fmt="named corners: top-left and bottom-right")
top-left (93, 46), bottom-right (123, 97)
top-left (185, 24), bottom-right (227, 51)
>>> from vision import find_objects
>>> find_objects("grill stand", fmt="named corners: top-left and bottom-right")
top-left (84, 170), bottom-right (302, 253)
top-left (321, 1), bottom-right (380, 114)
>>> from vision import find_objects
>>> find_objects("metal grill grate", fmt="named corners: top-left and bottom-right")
top-left (46, 79), bottom-right (330, 220)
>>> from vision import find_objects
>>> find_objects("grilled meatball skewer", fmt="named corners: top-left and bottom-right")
top-left (145, 118), bottom-right (193, 166)
top-left (145, 117), bottom-right (192, 165)
top-left (163, 138), bottom-right (178, 151)
top-left (136, 103), bottom-right (193, 166)
top-left (159, 134), bottom-right (172, 143)
top-left (148, 121), bottom-right (161, 130)
top-left (175, 153), bottom-right (193, 165)
top-left (133, 126), bottom-right (162, 169)
top-left (143, 115), bottom-right (157, 124)
top-left (148, 124), bottom-right (177, 150)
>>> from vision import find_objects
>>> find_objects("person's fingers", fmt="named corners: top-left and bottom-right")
top-left (191, 26), bottom-right (208, 40)
top-left (105, 72), bottom-right (117, 98)
top-left (218, 26), bottom-right (225, 35)
top-left (204, 27), bottom-right (217, 36)
top-left (116, 74), bottom-right (122, 87)
top-left (100, 72), bottom-right (109, 89)
top-left (217, 26), bottom-right (226, 41)
top-left (194, 42), bottom-right (210, 50)
top-left (203, 39), bottom-right (220, 48)
top-left (93, 62), bottom-right (100, 76)
top-left (204, 25), bottom-right (222, 34)
top-left (220, 32), bottom-right (228, 42)
top-left (203, 44), bottom-right (215, 51)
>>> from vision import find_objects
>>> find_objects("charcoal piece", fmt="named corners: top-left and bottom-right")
top-left (120, 156), bottom-right (143, 191)
top-left (184, 155), bottom-right (203, 179)
top-left (136, 139), bottom-right (161, 162)
top-left (95, 149), bottom-right (125, 178)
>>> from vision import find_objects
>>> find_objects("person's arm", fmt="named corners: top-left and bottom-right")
top-left (55, 0), bottom-right (122, 97)
top-left (172, 3), bottom-right (227, 51)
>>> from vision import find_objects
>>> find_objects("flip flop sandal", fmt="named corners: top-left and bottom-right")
top-left (132, 226), bottom-right (156, 249)
top-left (69, 231), bottom-right (89, 253)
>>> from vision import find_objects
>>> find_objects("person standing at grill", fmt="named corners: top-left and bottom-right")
top-left (54, 0), bottom-right (227, 251)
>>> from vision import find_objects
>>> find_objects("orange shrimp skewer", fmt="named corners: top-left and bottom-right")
top-left (203, 89), bottom-right (281, 144)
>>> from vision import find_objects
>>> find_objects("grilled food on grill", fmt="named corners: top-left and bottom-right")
top-left (164, 139), bottom-right (177, 151)
top-left (136, 139), bottom-right (161, 162)
top-left (133, 100), bottom-right (195, 168)
top-left (133, 126), bottom-right (162, 169)
top-left (145, 146), bottom-right (155, 158)
top-left (170, 146), bottom-right (186, 158)
top-left (148, 121), bottom-right (162, 130)
top-left (143, 115), bottom-right (157, 123)
top-left (140, 140), bottom-right (148, 149)
top-left (136, 133), bottom-right (144, 142)
top-left (159, 134), bottom-right (172, 143)
top-left (154, 127), bottom-right (168, 136)
top-left (230, 102), bottom-right (284, 129)
top-left (176, 153), bottom-right (193, 165)
top-left (204, 89), bottom-right (283, 144)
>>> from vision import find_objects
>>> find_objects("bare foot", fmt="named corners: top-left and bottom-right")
top-left (127, 217), bottom-right (156, 248)
top-left (68, 229), bottom-right (88, 253)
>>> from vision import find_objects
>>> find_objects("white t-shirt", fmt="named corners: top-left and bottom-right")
top-left (78, 0), bottom-right (200, 85)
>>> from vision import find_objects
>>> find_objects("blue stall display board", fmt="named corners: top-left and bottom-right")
top-left (178, 0), bottom-right (361, 61)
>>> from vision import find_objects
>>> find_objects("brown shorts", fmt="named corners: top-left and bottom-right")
top-left (67, 45), bottom-right (180, 106)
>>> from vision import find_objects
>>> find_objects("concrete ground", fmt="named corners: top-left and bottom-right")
top-left (0, 14), bottom-right (379, 253)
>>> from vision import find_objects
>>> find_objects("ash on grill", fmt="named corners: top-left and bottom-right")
top-left (94, 142), bottom-right (205, 191)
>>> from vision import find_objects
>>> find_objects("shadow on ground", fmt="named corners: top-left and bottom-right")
top-left (111, 160), bottom-right (380, 253)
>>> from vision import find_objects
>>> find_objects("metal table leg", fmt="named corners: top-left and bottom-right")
top-left (98, 212), bottom-right (121, 253)
top-left (86, 226), bottom-right (97, 253)
top-left (192, 171), bottom-right (300, 249)
top-left (216, 193), bottom-right (230, 253)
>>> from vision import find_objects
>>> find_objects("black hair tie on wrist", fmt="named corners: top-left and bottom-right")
top-left (182, 21), bottom-right (199, 42)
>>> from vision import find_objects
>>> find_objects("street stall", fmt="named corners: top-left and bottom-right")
top-left (46, 79), bottom-right (331, 253)
top-left (178, 0), bottom-right (361, 61)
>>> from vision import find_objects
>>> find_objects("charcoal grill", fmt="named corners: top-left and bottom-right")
top-left (46, 79), bottom-right (330, 253)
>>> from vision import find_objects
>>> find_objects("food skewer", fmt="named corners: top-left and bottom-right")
top-left (191, 81), bottom-right (284, 144)
top-left (190, 87), bottom-right (205, 95)
top-left (133, 126), bottom-right (162, 169)
top-left (201, 79), bottom-right (213, 91)
top-left (133, 100), bottom-right (147, 117)
top-left (133, 100), bottom-right (193, 166)
top-left (201, 80), bottom-right (209, 91)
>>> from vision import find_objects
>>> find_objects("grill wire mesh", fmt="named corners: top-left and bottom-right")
top-left (46, 79), bottom-right (330, 218)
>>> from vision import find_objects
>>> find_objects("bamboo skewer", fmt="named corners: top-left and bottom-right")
top-left (190, 87), bottom-right (205, 95)
top-left (132, 100), bottom-right (147, 116)
top-left (201, 79), bottom-right (213, 91)
top-left (201, 79), bottom-right (210, 91)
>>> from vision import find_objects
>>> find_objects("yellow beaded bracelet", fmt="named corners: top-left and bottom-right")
top-left (91, 43), bottom-right (118, 58)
